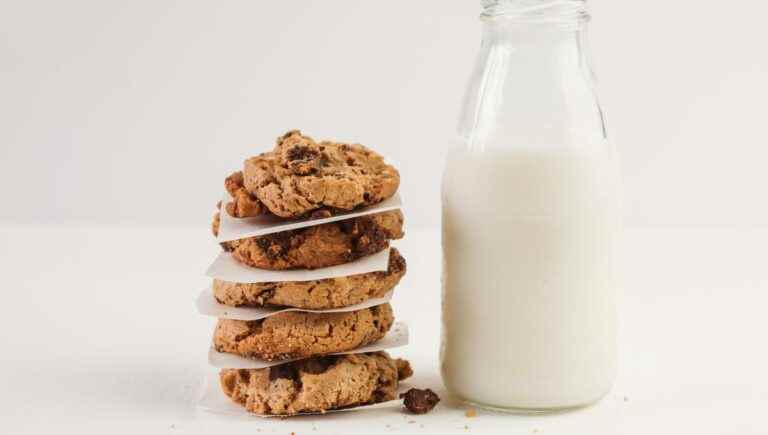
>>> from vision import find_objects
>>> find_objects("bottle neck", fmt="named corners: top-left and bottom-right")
top-left (458, 0), bottom-right (604, 150)
top-left (481, 21), bottom-right (586, 49)
top-left (478, 0), bottom-right (595, 85)
top-left (478, 0), bottom-right (592, 63)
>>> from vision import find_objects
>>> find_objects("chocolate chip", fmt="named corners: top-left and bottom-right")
top-left (285, 145), bottom-right (320, 175)
top-left (301, 356), bottom-right (338, 374)
top-left (269, 363), bottom-right (299, 381)
top-left (400, 388), bottom-right (440, 414)
top-left (287, 145), bottom-right (319, 162)
top-left (268, 361), bottom-right (303, 390)
top-left (254, 231), bottom-right (294, 259)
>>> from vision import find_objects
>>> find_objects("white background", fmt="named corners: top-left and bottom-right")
top-left (2, 0), bottom-right (768, 228)
top-left (2, 1), bottom-right (768, 434)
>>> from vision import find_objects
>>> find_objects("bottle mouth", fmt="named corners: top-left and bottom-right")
top-left (480, 0), bottom-right (590, 26)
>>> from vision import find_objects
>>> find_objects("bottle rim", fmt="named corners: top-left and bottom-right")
top-left (480, 0), bottom-right (590, 26)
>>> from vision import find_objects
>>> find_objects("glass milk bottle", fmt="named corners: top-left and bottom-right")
top-left (441, 0), bottom-right (620, 412)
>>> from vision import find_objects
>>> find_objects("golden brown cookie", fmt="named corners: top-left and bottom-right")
top-left (218, 210), bottom-right (404, 270)
top-left (219, 351), bottom-right (413, 416)
top-left (213, 248), bottom-right (406, 309)
top-left (213, 304), bottom-right (394, 361)
top-left (241, 130), bottom-right (400, 218)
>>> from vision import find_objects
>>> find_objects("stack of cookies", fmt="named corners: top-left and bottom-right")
top-left (202, 130), bottom-right (413, 416)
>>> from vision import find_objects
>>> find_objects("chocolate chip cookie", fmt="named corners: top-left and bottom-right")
top-left (216, 210), bottom-right (404, 270)
top-left (220, 351), bottom-right (413, 416)
top-left (213, 248), bottom-right (406, 309)
top-left (241, 130), bottom-right (400, 218)
top-left (213, 304), bottom-right (394, 361)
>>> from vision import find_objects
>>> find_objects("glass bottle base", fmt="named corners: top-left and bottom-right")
top-left (453, 393), bottom-right (608, 415)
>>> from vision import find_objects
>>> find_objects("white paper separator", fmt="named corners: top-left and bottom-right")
top-left (216, 192), bottom-right (403, 242)
top-left (196, 286), bottom-right (394, 321)
top-left (206, 247), bottom-right (391, 283)
top-left (197, 370), bottom-right (410, 417)
top-left (208, 322), bottom-right (409, 369)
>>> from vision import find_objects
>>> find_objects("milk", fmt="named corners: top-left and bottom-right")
top-left (440, 144), bottom-right (619, 410)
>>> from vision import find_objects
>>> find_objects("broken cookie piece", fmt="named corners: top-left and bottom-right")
top-left (400, 388), bottom-right (441, 414)
top-left (224, 171), bottom-right (266, 218)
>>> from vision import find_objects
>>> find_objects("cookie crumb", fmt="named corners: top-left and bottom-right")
top-left (465, 407), bottom-right (477, 417)
top-left (400, 388), bottom-right (440, 414)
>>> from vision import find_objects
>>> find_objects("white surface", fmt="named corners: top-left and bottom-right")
top-left (196, 287), bottom-right (394, 321)
top-left (1, 225), bottom-right (767, 434)
top-left (206, 248), bottom-right (390, 283)
top-left (207, 322), bottom-right (408, 369)
top-left (216, 193), bottom-right (403, 242)
top-left (2, 1), bottom-right (768, 228)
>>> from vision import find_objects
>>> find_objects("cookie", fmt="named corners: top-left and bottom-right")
top-left (220, 351), bottom-right (413, 416)
top-left (213, 248), bottom-right (406, 309)
top-left (224, 171), bottom-right (266, 218)
top-left (241, 130), bottom-right (400, 218)
top-left (213, 304), bottom-right (394, 361)
top-left (218, 210), bottom-right (404, 270)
